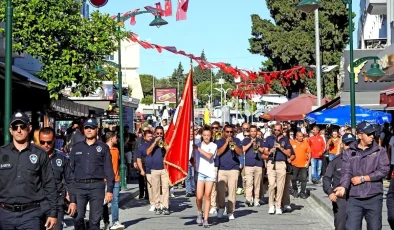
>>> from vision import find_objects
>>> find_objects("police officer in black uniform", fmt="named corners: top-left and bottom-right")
top-left (323, 133), bottom-right (356, 230)
top-left (69, 118), bottom-right (115, 230)
top-left (0, 112), bottom-right (58, 229)
top-left (39, 127), bottom-right (77, 230)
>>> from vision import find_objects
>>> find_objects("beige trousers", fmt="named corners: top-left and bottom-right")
top-left (282, 173), bottom-right (291, 206)
top-left (267, 161), bottom-right (287, 208)
top-left (146, 174), bottom-right (155, 206)
top-left (244, 166), bottom-right (262, 202)
top-left (151, 169), bottom-right (169, 209)
top-left (259, 168), bottom-right (266, 200)
top-left (217, 169), bottom-right (239, 214)
top-left (210, 167), bottom-right (218, 207)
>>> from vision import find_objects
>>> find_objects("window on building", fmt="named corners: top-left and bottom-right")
top-left (107, 55), bottom-right (114, 61)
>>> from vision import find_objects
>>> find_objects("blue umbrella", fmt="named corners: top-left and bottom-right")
top-left (305, 105), bottom-right (392, 126)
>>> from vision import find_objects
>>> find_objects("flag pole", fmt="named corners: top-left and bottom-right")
top-left (190, 58), bottom-right (195, 173)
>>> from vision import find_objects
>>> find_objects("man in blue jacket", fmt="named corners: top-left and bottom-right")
top-left (335, 121), bottom-right (390, 230)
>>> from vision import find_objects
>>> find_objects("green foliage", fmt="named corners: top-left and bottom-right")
top-left (197, 81), bottom-right (234, 106)
top-left (0, 0), bottom-right (128, 98)
top-left (140, 74), bottom-right (154, 96)
top-left (193, 50), bottom-right (212, 85)
top-left (249, 0), bottom-right (351, 98)
top-left (141, 95), bottom-right (153, 105)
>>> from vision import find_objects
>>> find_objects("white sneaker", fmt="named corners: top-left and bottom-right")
top-left (268, 206), bottom-right (275, 214)
top-left (276, 208), bottom-right (283, 215)
top-left (149, 205), bottom-right (155, 212)
top-left (228, 213), bottom-right (235, 220)
top-left (254, 201), bottom-right (260, 207)
top-left (110, 222), bottom-right (125, 230)
top-left (217, 208), bottom-right (225, 218)
top-left (283, 205), bottom-right (292, 212)
top-left (209, 207), bottom-right (217, 214)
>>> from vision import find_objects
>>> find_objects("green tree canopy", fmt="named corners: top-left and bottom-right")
top-left (140, 74), bottom-right (154, 96)
top-left (249, 0), bottom-right (350, 98)
top-left (193, 50), bottom-right (212, 85)
top-left (0, 0), bottom-right (128, 98)
top-left (197, 81), bottom-right (234, 107)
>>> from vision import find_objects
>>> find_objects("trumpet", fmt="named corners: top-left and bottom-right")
top-left (253, 140), bottom-right (260, 153)
top-left (229, 138), bottom-right (236, 151)
top-left (215, 131), bottom-right (222, 140)
top-left (158, 139), bottom-right (164, 148)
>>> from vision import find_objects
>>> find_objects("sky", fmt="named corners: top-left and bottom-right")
top-left (90, 0), bottom-right (360, 79)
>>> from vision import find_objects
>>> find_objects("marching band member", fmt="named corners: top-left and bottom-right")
top-left (216, 124), bottom-right (243, 220)
top-left (194, 126), bottom-right (217, 228)
top-left (242, 125), bottom-right (266, 207)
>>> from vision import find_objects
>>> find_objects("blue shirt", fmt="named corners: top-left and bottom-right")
top-left (69, 140), bottom-right (115, 193)
top-left (136, 141), bottom-right (152, 174)
top-left (243, 138), bottom-right (266, 167)
top-left (143, 140), bottom-right (165, 171)
top-left (265, 136), bottom-right (292, 162)
top-left (216, 137), bottom-right (242, 170)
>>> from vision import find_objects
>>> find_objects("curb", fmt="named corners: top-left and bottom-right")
top-left (308, 189), bottom-right (334, 218)
top-left (119, 188), bottom-right (140, 208)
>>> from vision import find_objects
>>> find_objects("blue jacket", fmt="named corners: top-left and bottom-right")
top-left (340, 141), bottom-right (389, 198)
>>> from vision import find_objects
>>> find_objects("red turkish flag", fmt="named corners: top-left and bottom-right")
top-left (176, 0), bottom-right (188, 21)
top-left (129, 9), bottom-right (140, 26)
top-left (155, 2), bottom-right (165, 16)
top-left (164, 0), bottom-right (172, 16)
top-left (164, 67), bottom-right (193, 185)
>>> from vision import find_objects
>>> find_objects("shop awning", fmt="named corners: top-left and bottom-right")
top-left (340, 91), bottom-right (387, 110)
top-left (50, 98), bottom-right (90, 117)
top-left (0, 62), bottom-right (47, 89)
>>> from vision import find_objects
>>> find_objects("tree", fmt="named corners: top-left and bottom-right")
top-left (249, 0), bottom-right (350, 99)
top-left (170, 62), bottom-right (185, 93)
top-left (140, 74), bottom-right (154, 96)
top-left (141, 95), bottom-right (153, 105)
top-left (0, 0), bottom-right (128, 98)
top-left (197, 81), bottom-right (234, 107)
top-left (193, 50), bottom-right (211, 85)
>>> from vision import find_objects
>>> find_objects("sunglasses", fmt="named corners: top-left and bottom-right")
top-left (11, 124), bottom-right (28, 131)
top-left (274, 129), bottom-right (281, 132)
top-left (242, 128), bottom-right (249, 131)
top-left (212, 126), bottom-right (219, 129)
top-left (225, 130), bottom-right (233, 133)
top-left (39, 140), bottom-right (53, 145)
top-left (84, 126), bottom-right (96, 130)
top-left (364, 132), bottom-right (376, 136)
top-left (156, 132), bottom-right (164, 135)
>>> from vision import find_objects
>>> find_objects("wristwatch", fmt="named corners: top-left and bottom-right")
top-left (360, 176), bottom-right (365, 183)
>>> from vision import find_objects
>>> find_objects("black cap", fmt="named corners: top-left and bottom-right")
top-left (10, 112), bottom-right (30, 125)
top-left (356, 121), bottom-right (376, 134)
top-left (84, 118), bottom-right (98, 128)
top-left (342, 133), bottom-right (356, 143)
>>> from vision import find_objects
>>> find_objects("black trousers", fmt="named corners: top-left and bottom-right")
top-left (0, 206), bottom-right (42, 230)
top-left (291, 166), bottom-right (308, 194)
top-left (386, 178), bottom-right (394, 229)
top-left (333, 198), bottom-right (347, 230)
top-left (346, 194), bottom-right (383, 230)
top-left (138, 174), bottom-right (149, 199)
top-left (102, 204), bottom-right (109, 224)
top-left (41, 196), bottom-right (65, 230)
top-left (74, 181), bottom-right (106, 230)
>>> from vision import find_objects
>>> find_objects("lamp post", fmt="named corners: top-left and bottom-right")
top-left (296, 0), bottom-right (385, 128)
top-left (3, 0), bottom-right (13, 143)
top-left (115, 10), bottom-right (167, 190)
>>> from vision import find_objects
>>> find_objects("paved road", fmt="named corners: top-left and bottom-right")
top-left (117, 189), bottom-right (334, 230)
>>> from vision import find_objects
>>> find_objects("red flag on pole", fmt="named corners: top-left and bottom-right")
top-left (155, 2), bottom-right (164, 16)
top-left (164, 67), bottom-right (193, 185)
top-left (176, 0), bottom-right (188, 21)
top-left (164, 0), bottom-right (172, 16)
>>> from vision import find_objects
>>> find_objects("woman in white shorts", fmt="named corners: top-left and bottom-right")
top-left (194, 126), bottom-right (217, 228)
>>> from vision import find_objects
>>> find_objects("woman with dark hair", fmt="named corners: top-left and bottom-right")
top-left (194, 126), bottom-right (217, 228)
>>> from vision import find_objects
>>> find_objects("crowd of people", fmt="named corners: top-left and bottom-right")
top-left (1, 110), bottom-right (394, 230)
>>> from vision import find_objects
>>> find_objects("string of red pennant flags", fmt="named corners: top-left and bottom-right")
top-left (110, 1), bottom-right (315, 99)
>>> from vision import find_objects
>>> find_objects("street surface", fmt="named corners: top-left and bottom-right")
top-left (117, 189), bottom-right (334, 230)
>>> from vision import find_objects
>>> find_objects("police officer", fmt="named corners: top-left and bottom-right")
top-left (67, 118), bottom-right (85, 152)
top-left (69, 118), bottom-right (115, 230)
top-left (39, 127), bottom-right (77, 230)
top-left (323, 133), bottom-right (356, 230)
top-left (0, 112), bottom-right (58, 229)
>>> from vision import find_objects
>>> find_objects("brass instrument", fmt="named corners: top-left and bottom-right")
top-left (229, 138), bottom-right (236, 151)
top-left (253, 139), bottom-right (260, 153)
top-left (158, 138), bottom-right (164, 148)
top-left (215, 131), bottom-right (222, 140)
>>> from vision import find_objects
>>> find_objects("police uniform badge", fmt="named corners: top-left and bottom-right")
top-left (29, 154), bottom-right (38, 164)
top-left (96, 146), bottom-right (102, 152)
top-left (56, 159), bottom-right (62, 167)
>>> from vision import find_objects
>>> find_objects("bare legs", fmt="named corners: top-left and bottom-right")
top-left (196, 181), bottom-right (214, 221)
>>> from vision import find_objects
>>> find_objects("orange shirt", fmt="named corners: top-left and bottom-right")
top-left (327, 138), bottom-right (341, 155)
top-left (110, 147), bottom-right (120, 182)
top-left (308, 135), bottom-right (325, 158)
top-left (290, 139), bottom-right (311, 168)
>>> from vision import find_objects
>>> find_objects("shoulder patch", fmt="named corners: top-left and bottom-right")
top-left (29, 154), bottom-right (38, 164)
top-left (56, 159), bottom-right (62, 167)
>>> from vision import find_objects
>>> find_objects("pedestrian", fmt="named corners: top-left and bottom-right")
top-left (69, 118), bottom-right (115, 230)
top-left (209, 122), bottom-right (221, 214)
top-left (145, 126), bottom-right (170, 215)
top-left (135, 127), bottom-right (150, 200)
top-left (327, 130), bottom-right (341, 161)
top-left (242, 125), bottom-right (266, 207)
top-left (308, 126), bottom-right (325, 184)
top-left (194, 126), bottom-right (217, 227)
top-left (0, 112), bottom-right (58, 229)
top-left (67, 119), bottom-right (85, 152)
top-left (290, 132), bottom-right (311, 199)
top-left (104, 131), bottom-right (125, 230)
top-left (264, 123), bottom-right (292, 215)
top-left (186, 128), bottom-right (197, 197)
top-left (39, 127), bottom-right (77, 230)
top-left (216, 124), bottom-right (243, 220)
top-left (335, 122), bottom-right (390, 230)
top-left (323, 133), bottom-right (356, 230)
top-left (235, 123), bottom-right (250, 196)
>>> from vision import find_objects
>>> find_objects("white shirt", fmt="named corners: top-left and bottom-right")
top-left (189, 139), bottom-right (200, 166)
top-left (261, 127), bottom-right (271, 139)
top-left (196, 142), bottom-right (217, 178)
top-left (236, 133), bottom-right (245, 141)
